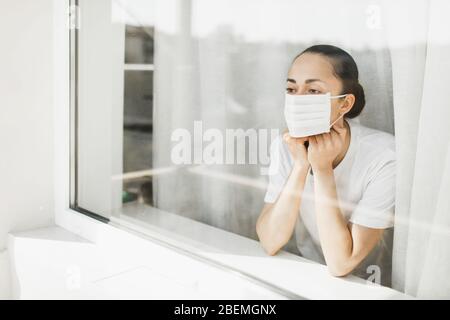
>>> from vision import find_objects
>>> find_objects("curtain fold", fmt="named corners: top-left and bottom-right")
top-left (386, 0), bottom-right (429, 293)
top-left (391, 0), bottom-right (450, 298)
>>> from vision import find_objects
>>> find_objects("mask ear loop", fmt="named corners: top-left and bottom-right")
top-left (329, 94), bottom-right (348, 128)
top-left (329, 113), bottom-right (345, 128)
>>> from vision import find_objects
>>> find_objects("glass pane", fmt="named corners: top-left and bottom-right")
top-left (123, 70), bottom-right (153, 205)
top-left (74, 0), bottom-right (396, 287)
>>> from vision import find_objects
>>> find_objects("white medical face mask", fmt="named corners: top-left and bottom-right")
top-left (284, 92), bottom-right (347, 138)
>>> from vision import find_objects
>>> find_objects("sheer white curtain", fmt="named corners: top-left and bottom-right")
top-left (388, 0), bottom-right (450, 298)
top-left (152, 0), bottom-right (393, 251)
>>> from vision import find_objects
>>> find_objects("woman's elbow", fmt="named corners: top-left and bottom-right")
top-left (326, 262), bottom-right (354, 278)
top-left (256, 226), bottom-right (281, 256)
top-left (261, 242), bottom-right (280, 256)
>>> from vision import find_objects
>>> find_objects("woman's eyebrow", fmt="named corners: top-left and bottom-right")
top-left (305, 79), bottom-right (324, 84)
top-left (286, 78), bottom-right (324, 84)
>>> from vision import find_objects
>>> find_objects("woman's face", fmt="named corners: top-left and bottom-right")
top-left (286, 53), bottom-right (354, 125)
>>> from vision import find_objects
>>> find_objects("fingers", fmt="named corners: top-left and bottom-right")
top-left (309, 135), bottom-right (318, 148)
top-left (323, 132), bottom-right (333, 148)
top-left (307, 133), bottom-right (336, 154)
top-left (296, 136), bottom-right (309, 144)
top-left (329, 129), bottom-right (340, 144)
top-left (315, 134), bottom-right (322, 145)
top-left (283, 132), bottom-right (309, 145)
top-left (283, 132), bottom-right (296, 146)
top-left (311, 133), bottom-right (335, 149)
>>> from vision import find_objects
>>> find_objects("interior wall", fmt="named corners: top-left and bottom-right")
top-left (0, 0), bottom-right (55, 296)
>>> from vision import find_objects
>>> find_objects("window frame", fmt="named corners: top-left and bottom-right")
top-left (69, 0), bottom-right (109, 223)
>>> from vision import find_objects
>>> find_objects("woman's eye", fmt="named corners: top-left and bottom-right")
top-left (286, 88), bottom-right (295, 94)
top-left (308, 89), bottom-right (321, 94)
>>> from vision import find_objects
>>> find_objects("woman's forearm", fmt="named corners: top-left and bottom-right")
top-left (257, 164), bottom-right (309, 255)
top-left (313, 167), bottom-right (354, 275)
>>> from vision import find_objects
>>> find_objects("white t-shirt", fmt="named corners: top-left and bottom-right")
top-left (264, 118), bottom-right (396, 285)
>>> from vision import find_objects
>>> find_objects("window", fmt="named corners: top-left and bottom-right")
top-left (70, 0), bottom-right (396, 287)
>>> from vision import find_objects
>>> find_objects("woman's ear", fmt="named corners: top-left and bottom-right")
top-left (341, 94), bottom-right (355, 115)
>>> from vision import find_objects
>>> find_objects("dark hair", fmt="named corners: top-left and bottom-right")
top-left (294, 44), bottom-right (365, 118)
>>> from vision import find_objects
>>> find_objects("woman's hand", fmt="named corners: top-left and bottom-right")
top-left (308, 125), bottom-right (346, 171)
top-left (283, 130), bottom-right (310, 169)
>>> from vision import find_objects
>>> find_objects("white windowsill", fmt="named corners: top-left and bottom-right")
top-left (56, 206), bottom-right (411, 300)
top-left (9, 225), bottom-right (286, 299)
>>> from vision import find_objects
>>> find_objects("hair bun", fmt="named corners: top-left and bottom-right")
top-left (346, 82), bottom-right (365, 119)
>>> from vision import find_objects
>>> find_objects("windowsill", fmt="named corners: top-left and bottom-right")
top-left (9, 225), bottom-right (287, 299)
top-left (61, 204), bottom-right (410, 300)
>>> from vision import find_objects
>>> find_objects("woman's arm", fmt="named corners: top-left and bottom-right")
top-left (256, 164), bottom-right (309, 255)
top-left (256, 133), bottom-right (310, 255)
top-left (312, 167), bottom-right (383, 276)
top-left (308, 127), bottom-right (384, 276)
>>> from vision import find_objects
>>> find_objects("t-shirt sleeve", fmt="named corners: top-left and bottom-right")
top-left (263, 135), bottom-right (291, 203)
top-left (349, 152), bottom-right (396, 229)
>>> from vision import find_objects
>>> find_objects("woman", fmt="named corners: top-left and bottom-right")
top-left (256, 45), bottom-right (395, 285)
